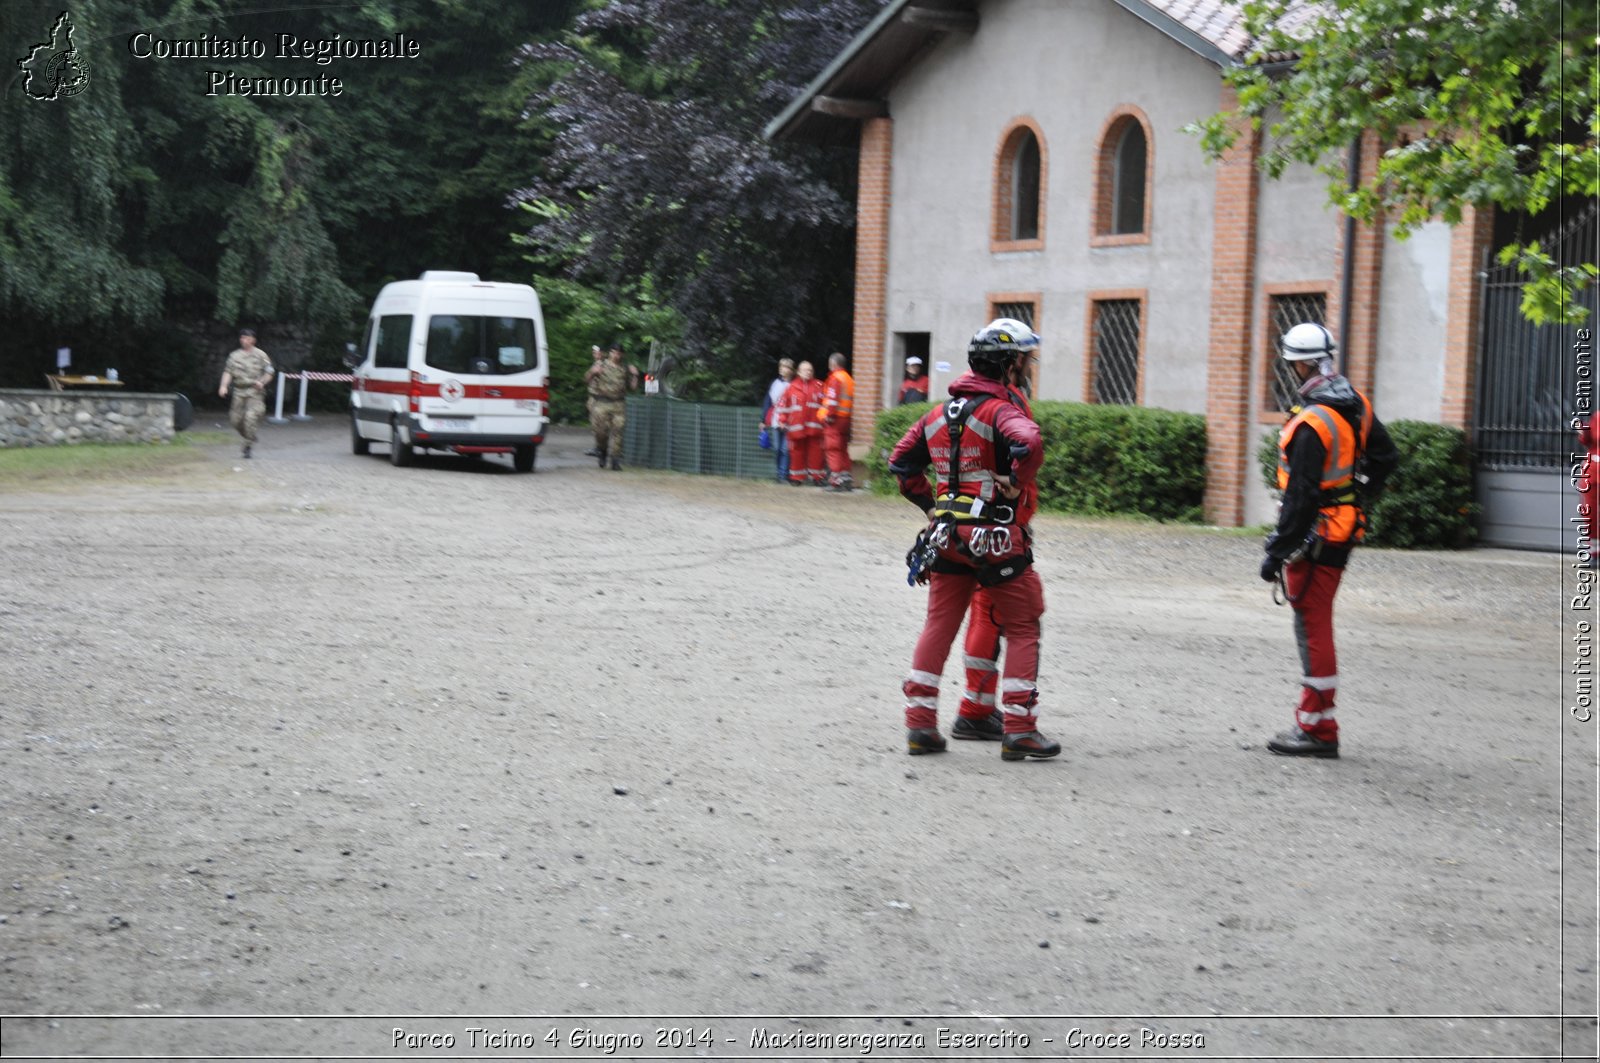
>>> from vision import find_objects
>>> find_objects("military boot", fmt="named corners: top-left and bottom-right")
top-left (610, 455), bottom-right (623, 471)
top-left (597, 446), bottom-right (607, 468)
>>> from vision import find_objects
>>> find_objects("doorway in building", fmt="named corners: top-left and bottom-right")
top-left (892, 332), bottom-right (931, 406)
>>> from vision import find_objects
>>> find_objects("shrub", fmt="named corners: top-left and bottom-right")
top-left (871, 399), bottom-right (1207, 523)
top-left (1256, 419), bottom-right (1476, 549)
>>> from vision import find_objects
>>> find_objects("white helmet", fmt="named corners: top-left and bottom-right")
top-left (1279, 322), bottom-right (1337, 362)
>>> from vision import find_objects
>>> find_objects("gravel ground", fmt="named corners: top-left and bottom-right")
top-left (0, 415), bottom-right (1595, 1061)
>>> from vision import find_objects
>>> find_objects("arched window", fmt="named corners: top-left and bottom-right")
top-left (1111, 123), bottom-right (1146, 234)
top-left (1012, 132), bottom-right (1040, 240)
top-left (992, 119), bottom-right (1047, 251)
top-left (1093, 108), bottom-right (1152, 244)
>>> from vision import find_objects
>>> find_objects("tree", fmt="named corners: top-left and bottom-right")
top-left (517, 0), bottom-right (885, 399)
top-left (1190, 0), bottom-right (1599, 323)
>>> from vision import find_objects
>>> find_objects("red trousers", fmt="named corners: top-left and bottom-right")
top-left (787, 431), bottom-right (824, 484)
top-left (823, 418), bottom-right (852, 482)
top-left (960, 589), bottom-right (1003, 720)
top-left (904, 567), bottom-right (1045, 734)
top-left (1285, 559), bottom-right (1344, 741)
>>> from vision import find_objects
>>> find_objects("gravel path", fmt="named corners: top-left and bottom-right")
top-left (1, 415), bottom-right (1594, 1060)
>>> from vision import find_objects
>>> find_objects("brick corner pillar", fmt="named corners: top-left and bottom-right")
top-left (1441, 204), bottom-right (1494, 430)
top-left (1345, 129), bottom-right (1386, 398)
top-left (850, 115), bottom-right (893, 453)
top-left (1203, 86), bottom-right (1260, 526)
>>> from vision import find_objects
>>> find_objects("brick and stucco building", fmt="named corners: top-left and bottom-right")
top-left (767, 0), bottom-right (1511, 533)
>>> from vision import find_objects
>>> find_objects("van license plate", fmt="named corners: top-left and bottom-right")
top-left (431, 418), bottom-right (470, 431)
top-left (515, 399), bottom-right (540, 411)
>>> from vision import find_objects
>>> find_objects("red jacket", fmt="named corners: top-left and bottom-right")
top-left (778, 378), bottom-right (824, 437)
top-left (889, 372), bottom-right (1042, 519)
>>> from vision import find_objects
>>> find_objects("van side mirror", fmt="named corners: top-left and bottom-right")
top-left (341, 341), bottom-right (362, 370)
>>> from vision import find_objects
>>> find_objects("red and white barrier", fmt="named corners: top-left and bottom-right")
top-left (268, 371), bottom-right (357, 424)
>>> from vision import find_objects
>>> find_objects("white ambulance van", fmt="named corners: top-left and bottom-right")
top-left (349, 271), bottom-right (549, 472)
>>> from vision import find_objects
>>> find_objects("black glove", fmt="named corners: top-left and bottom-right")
top-left (1259, 554), bottom-right (1283, 583)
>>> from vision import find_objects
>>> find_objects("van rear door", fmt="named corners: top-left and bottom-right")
top-left (414, 309), bottom-right (547, 441)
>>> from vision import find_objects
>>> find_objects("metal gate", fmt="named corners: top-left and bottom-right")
top-left (1475, 203), bottom-right (1598, 549)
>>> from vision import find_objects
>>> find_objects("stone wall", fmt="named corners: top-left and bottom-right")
top-left (0, 389), bottom-right (176, 448)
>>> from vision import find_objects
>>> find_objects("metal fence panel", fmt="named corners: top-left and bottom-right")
top-left (624, 396), bottom-right (778, 479)
top-left (1475, 203), bottom-right (1598, 470)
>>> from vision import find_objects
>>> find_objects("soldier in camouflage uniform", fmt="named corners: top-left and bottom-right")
top-left (584, 344), bottom-right (637, 470)
top-left (218, 329), bottom-right (275, 458)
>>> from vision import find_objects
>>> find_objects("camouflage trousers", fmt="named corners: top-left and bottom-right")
top-left (592, 400), bottom-right (625, 454)
top-left (229, 389), bottom-right (266, 443)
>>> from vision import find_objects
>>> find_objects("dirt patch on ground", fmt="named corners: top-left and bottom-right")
top-left (1, 416), bottom-right (1594, 1059)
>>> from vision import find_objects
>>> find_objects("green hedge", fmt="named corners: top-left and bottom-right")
top-left (1256, 419), bottom-right (1476, 548)
top-left (871, 400), bottom-right (1208, 523)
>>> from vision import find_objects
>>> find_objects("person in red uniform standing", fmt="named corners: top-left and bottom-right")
top-left (955, 351), bottom-right (1040, 740)
top-left (779, 360), bottom-right (826, 486)
top-left (889, 318), bottom-right (1059, 761)
top-left (819, 352), bottom-right (856, 491)
top-left (1260, 322), bottom-right (1399, 758)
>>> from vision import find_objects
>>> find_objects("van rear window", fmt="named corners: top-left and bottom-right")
top-left (424, 316), bottom-right (538, 376)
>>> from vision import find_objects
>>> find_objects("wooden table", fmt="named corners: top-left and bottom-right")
top-left (45, 375), bottom-right (124, 391)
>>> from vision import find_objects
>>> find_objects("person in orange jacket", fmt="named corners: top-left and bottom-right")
top-left (779, 360), bottom-right (826, 486)
top-left (1260, 322), bottom-right (1399, 758)
top-left (818, 352), bottom-right (856, 491)
top-left (956, 352), bottom-right (1040, 737)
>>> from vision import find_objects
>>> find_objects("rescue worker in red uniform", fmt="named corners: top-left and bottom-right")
top-left (819, 352), bottom-right (855, 491)
top-left (779, 360), bottom-right (826, 485)
top-left (1578, 417), bottom-right (1599, 551)
top-left (1261, 322), bottom-right (1399, 758)
top-left (957, 353), bottom-right (1039, 736)
top-left (890, 318), bottom-right (1059, 761)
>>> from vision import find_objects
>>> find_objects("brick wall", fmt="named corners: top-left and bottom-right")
top-left (1441, 205), bottom-right (1494, 429)
top-left (1339, 130), bottom-right (1385, 397)
top-left (1202, 87), bottom-right (1260, 526)
top-left (850, 116), bottom-right (893, 452)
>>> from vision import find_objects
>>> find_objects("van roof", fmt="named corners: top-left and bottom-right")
top-left (375, 273), bottom-right (539, 300)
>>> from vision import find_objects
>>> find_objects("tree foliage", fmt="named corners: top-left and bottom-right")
top-left (0, 0), bottom-right (578, 387)
top-left (517, 0), bottom-right (884, 399)
top-left (1191, 0), bottom-right (1599, 323)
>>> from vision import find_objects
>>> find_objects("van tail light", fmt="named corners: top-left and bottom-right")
top-left (408, 371), bottom-right (422, 414)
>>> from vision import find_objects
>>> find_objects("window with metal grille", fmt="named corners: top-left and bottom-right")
top-left (1265, 293), bottom-right (1327, 412)
top-left (1090, 300), bottom-right (1140, 405)
top-left (993, 302), bottom-right (1034, 329)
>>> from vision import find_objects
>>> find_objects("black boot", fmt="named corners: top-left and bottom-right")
top-left (906, 728), bottom-right (947, 755)
top-left (597, 446), bottom-right (607, 468)
top-left (584, 447), bottom-right (601, 457)
top-left (952, 711), bottom-right (1003, 741)
top-left (1000, 730), bottom-right (1061, 761)
top-left (610, 456), bottom-right (622, 471)
top-left (242, 443), bottom-right (252, 459)
top-left (1266, 728), bottom-right (1339, 758)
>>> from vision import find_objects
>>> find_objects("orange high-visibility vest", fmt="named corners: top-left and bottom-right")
top-left (821, 369), bottom-right (854, 421)
top-left (1276, 392), bottom-right (1374, 544)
